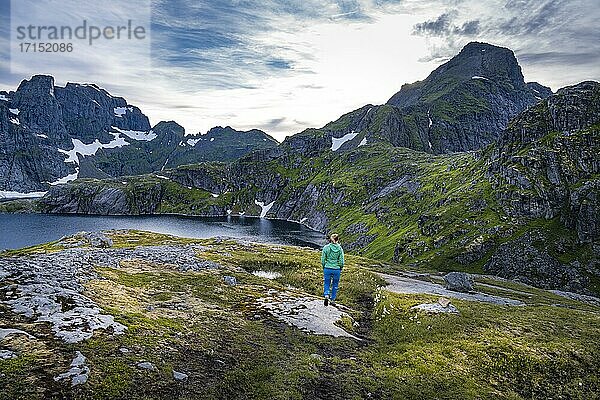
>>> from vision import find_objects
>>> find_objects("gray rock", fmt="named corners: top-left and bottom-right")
top-left (223, 276), bottom-right (237, 286)
top-left (0, 328), bottom-right (34, 341)
top-left (180, 260), bottom-right (221, 272)
top-left (173, 370), bottom-right (188, 381)
top-left (85, 232), bottom-right (113, 248)
top-left (443, 272), bottom-right (475, 293)
top-left (54, 351), bottom-right (89, 386)
top-left (0, 350), bottom-right (17, 360)
top-left (136, 361), bottom-right (156, 371)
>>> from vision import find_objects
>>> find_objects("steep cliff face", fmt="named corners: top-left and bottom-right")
top-left (487, 81), bottom-right (600, 242)
top-left (0, 75), bottom-right (151, 192)
top-left (0, 76), bottom-right (277, 193)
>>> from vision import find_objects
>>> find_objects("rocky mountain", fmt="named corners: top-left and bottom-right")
top-left (30, 81), bottom-right (600, 296)
top-left (172, 126), bottom-right (279, 165)
top-left (279, 42), bottom-right (552, 157)
top-left (0, 76), bottom-right (277, 193)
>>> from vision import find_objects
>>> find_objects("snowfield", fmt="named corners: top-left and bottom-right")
top-left (51, 132), bottom-right (130, 185)
top-left (113, 106), bottom-right (133, 117)
top-left (112, 126), bottom-right (157, 142)
top-left (0, 190), bottom-right (47, 199)
top-left (331, 131), bottom-right (359, 151)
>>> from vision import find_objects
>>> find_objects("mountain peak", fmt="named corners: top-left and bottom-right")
top-left (16, 75), bottom-right (56, 96)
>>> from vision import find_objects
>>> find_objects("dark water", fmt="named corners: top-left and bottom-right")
top-left (0, 214), bottom-right (326, 250)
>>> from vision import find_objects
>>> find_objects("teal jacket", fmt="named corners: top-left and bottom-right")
top-left (321, 243), bottom-right (345, 270)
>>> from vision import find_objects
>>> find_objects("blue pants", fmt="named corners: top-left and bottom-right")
top-left (323, 268), bottom-right (341, 300)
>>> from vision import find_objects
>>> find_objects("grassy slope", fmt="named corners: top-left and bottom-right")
top-left (1, 231), bottom-right (599, 399)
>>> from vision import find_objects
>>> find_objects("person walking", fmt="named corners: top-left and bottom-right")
top-left (321, 233), bottom-right (344, 306)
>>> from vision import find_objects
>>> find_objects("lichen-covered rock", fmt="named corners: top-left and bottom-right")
top-left (137, 361), bottom-right (156, 371)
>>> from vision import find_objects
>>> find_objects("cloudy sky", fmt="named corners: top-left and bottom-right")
top-left (0, 0), bottom-right (598, 141)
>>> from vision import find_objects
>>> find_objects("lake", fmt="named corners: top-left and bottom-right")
top-left (0, 214), bottom-right (326, 250)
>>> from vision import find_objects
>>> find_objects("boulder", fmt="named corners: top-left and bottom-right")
top-left (443, 272), bottom-right (474, 293)
top-left (223, 276), bottom-right (237, 286)
top-left (136, 361), bottom-right (156, 371)
top-left (173, 370), bottom-right (188, 381)
top-left (86, 232), bottom-right (113, 248)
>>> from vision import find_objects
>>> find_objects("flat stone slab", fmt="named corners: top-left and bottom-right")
top-left (54, 351), bottom-right (89, 386)
top-left (173, 370), bottom-right (188, 381)
top-left (378, 273), bottom-right (525, 306)
top-left (0, 328), bottom-right (34, 341)
top-left (137, 361), bottom-right (156, 371)
top-left (257, 290), bottom-right (359, 339)
top-left (550, 290), bottom-right (600, 306)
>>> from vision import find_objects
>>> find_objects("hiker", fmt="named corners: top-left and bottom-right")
top-left (321, 233), bottom-right (344, 306)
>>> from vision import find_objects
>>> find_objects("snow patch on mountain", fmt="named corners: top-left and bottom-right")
top-left (0, 190), bottom-right (47, 199)
top-left (114, 106), bottom-right (133, 117)
top-left (358, 137), bottom-right (367, 147)
top-left (9, 108), bottom-right (19, 115)
top-left (48, 171), bottom-right (79, 186)
top-left (52, 132), bottom-right (130, 184)
top-left (187, 138), bottom-right (201, 146)
top-left (472, 76), bottom-right (489, 81)
top-left (255, 200), bottom-right (275, 218)
top-left (331, 131), bottom-right (359, 151)
top-left (0, 94), bottom-right (9, 101)
top-left (112, 126), bottom-right (156, 141)
top-left (59, 134), bottom-right (129, 165)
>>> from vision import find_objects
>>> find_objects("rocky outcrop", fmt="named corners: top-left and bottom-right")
top-left (483, 231), bottom-right (594, 294)
top-left (384, 42), bottom-right (552, 153)
top-left (443, 272), bottom-right (475, 293)
top-left (487, 81), bottom-right (600, 243)
top-left (287, 42), bottom-right (553, 157)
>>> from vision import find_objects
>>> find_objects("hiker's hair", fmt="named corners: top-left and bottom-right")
top-left (329, 233), bottom-right (339, 243)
